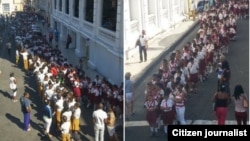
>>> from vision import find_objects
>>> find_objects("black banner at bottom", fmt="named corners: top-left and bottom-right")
top-left (168, 125), bottom-right (250, 140)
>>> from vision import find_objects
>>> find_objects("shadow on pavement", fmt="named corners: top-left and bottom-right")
top-left (0, 89), bottom-right (12, 99)
top-left (5, 113), bottom-right (23, 130)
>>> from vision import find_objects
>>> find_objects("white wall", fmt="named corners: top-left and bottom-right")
top-left (124, 0), bottom-right (187, 60)
top-left (50, 0), bottom-right (123, 84)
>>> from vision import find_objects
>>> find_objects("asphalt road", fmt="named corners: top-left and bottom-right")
top-left (125, 19), bottom-right (249, 141)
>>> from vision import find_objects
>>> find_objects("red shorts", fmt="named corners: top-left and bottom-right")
top-left (189, 73), bottom-right (198, 83)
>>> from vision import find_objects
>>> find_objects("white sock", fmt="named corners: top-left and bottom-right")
top-left (164, 125), bottom-right (168, 133)
top-left (150, 127), bottom-right (154, 132)
top-left (154, 128), bottom-right (158, 133)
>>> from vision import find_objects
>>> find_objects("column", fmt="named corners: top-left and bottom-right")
top-left (114, 0), bottom-right (122, 52)
top-left (75, 33), bottom-right (83, 57)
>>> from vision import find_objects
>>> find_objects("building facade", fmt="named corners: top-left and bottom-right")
top-left (34, 0), bottom-right (123, 85)
top-left (0, 0), bottom-right (24, 15)
top-left (124, 0), bottom-right (196, 60)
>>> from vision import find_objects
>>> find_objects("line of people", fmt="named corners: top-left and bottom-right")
top-left (142, 0), bottom-right (249, 137)
top-left (8, 11), bottom-right (123, 141)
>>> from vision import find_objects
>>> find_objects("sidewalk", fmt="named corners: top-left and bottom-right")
top-left (36, 21), bottom-right (102, 81)
top-left (125, 20), bottom-right (199, 87)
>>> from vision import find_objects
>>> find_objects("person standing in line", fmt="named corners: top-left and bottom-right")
top-left (232, 84), bottom-right (248, 125)
top-left (160, 88), bottom-right (175, 135)
top-left (9, 72), bottom-right (18, 102)
top-left (212, 83), bottom-right (231, 125)
top-left (174, 84), bottom-right (187, 125)
top-left (42, 99), bottom-right (53, 138)
top-left (20, 92), bottom-right (31, 131)
top-left (71, 102), bottom-right (81, 140)
top-left (15, 47), bottom-right (20, 66)
top-left (55, 92), bottom-right (64, 131)
top-left (106, 106), bottom-right (119, 141)
top-left (20, 48), bottom-right (29, 71)
top-left (144, 94), bottom-right (159, 137)
top-left (93, 103), bottom-right (108, 141)
top-left (125, 72), bottom-right (135, 120)
top-left (60, 116), bottom-right (71, 141)
top-left (135, 30), bottom-right (148, 63)
top-left (6, 41), bottom-right (11, 57)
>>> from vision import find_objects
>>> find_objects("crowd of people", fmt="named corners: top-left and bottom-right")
top-left (7, 9), bottom-right (123, 141)
top-left (140, 0), bottom-right (249, 137)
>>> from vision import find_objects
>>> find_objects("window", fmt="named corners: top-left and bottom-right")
top-left (59, 0), bottom-right (62, 11)
top-left (65, 0), bottom-right (69, 14)
top-left (102, 0), bottom-right (117, 31)
top-left (74, 0), bottom-right (79, 18)
top-left (54, 0), bottom-right (57, 9)
top-left (2, 3), bottom-right (10, 12)
top-left (85, 0), bottom-right (94, 23)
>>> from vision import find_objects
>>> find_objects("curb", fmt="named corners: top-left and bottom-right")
top-left (133, 21), bottom-right (200, 88)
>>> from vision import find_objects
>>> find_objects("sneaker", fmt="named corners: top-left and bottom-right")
top-left (27, 128), bottom-right (31, 131)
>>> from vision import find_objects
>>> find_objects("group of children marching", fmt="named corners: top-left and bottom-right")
top-left (143, 0), bottom-right (248, 136)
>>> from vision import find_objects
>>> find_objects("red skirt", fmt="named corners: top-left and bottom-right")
top-left (73, 87), bottom-right (81, 97)
top-left (189, 73), bottom-right (198, 83)
top-left (146, 110), bottom-right (157, 125)
top-left (161, 109), bottom-right (176, 125)
top-left (199, 59), bottom-right (206, 75)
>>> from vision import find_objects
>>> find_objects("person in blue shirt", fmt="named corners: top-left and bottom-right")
top-left (43, 99), bottom-right (53, 138)
top-left (20, 92), bottom-right (31, 132)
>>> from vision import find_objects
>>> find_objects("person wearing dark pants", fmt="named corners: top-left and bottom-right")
top-left (136, 30), bottom-right (148, 63)
top-left (65, 34), bottom-right (72, 49)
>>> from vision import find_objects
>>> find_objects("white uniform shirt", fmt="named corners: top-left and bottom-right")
top-left (161, 98), bottom-right (174, 112)
top-left (73, 108), bottom-right (81, 119)
top-left (60, 121), bottom-right (71, 134)
top-left (9, 76), bottom-right (17, 89)
top-left (62, 111), bottom-right (72, 122)
top-left (139, 35), bottom-right (148, 46)
top-left (56, 97), bottom-right (64, 112)
top-left (92, 109), bottom-right (108, 128)
top-left (20, 51), bottom-right (29, 60)
top-left (187, 62), bottom-right (199, 74)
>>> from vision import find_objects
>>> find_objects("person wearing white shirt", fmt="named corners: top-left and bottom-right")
top-left (62, 105), bottom-right (72, 122)
top-left (55, 93), bottom-right (64, 130)
top-left (93, 103), bottom-right (108, 141)
top-left (15, 48), bottom-right (20, 65)
top-left (60, 116), bottom-right (71, 141)
top-left (160, 90), bottom-right (175, 134)
top-left (136, 30), bottom-right (149, 62)
top-left (187, 58), bottom-right (199, 94)
top-left (20, 48), bottom-right (29, 71)
top-left (71, 103), bottom-right (81, 138)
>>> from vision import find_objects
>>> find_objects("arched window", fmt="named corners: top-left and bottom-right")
top-left (74, 0), bottom-right (79, 18)
top-left (101, 0), bottom-right (117, 31)
top-left (85, 0), bottom-right (94, 22)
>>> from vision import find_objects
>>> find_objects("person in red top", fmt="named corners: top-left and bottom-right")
top-left (50, 64), bottom-right (58, 78)
top-left (73, 75), bottom-right (82, 103)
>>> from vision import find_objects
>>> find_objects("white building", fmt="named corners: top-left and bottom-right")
top-left (124, 0), bottom-right (198, 60)
top-left (0, 0), bottom-right (24, 15)
top-left (35, 0), bottom-right (123, 85)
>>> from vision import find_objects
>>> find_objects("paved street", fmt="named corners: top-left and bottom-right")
top-left (125, 18), bottom-right (249, 141)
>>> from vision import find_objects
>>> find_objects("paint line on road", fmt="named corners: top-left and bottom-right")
top-left (125, 120), bottom-right (244, 127)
